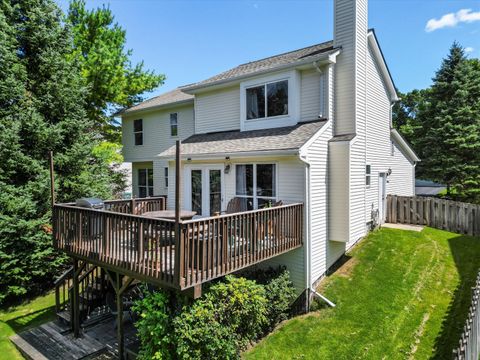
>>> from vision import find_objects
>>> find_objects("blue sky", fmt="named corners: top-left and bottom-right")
top-left (58, 0), bottom-right (480, 98)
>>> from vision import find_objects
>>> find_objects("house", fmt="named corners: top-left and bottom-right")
top-left (415, 179), bottom-right (446, 196)
top-left (50, 0), bottom-right (419, 357)
top-left (120, 0), bottom-right (419, 293)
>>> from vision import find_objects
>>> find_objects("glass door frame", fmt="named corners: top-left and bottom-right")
top-left (184, 164), bottom-right (225, 217)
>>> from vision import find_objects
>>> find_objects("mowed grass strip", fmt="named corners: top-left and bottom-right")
top-left (0, 291), bottom-right (56, 359)
top-left (244, 227), bottom-right (480, 360)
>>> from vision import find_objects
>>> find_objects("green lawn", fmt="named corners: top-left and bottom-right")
top-left (245, 227), bottom-right (480, 360)
top-left (0, 292), bottom-right (56, 359)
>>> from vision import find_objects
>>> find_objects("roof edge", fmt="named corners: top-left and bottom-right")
top-left (391, 128), bottom-right (421, 162)
top-left (158, 148), bottom-right (298, 160)
top-left (120, 98), bottom-right (194, 117)
top-left (181, 48), bottom-right (340, 94)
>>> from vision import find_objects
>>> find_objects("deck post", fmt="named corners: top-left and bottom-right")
top-left (72, 258), bottom-right (80, 338)
top-left (174, 140), bottom-right (182, 286)
top-left (116, 272), bottom-right (124, 360)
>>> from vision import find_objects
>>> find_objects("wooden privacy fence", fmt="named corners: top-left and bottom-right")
top-left (453, 270), bottom-right (480, 360)
top-left (386, 195), bottom-right (480, 236)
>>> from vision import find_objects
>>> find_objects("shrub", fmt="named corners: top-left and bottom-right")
top-left (241, 267), bottom-right (297, 330)
top-left (131, 288), bottom-right (173, 360)
top-left (174, 300), bottom-right (238, 360)
top-left (174, 275), bottom-right (268, 359)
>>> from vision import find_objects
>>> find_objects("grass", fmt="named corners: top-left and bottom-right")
top-left (0, 292), bottom-right (56, 359)
top-left (245, 227), bottom-right (480, 360)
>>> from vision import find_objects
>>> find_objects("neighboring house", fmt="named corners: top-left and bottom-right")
top-left (415, 179), bottom-right (446, 196)
top-left (119, 0), bottom-right (419, 294)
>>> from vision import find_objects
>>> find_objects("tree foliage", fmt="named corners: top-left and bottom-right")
top-left (67, 0), bottom-right (165, 142)
top-left (0, 0), bottom-right (123, 304)
top-left (393, 43), bottom-right (480, 202)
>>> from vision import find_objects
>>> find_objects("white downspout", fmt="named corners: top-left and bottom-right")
top-left (298, 151), bottom-right (336, 309)
top-left (298, 153), bottom-right (312, 310)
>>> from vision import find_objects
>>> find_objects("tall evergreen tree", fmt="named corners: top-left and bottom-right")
top-left (417, 43), bottom-right (480, 201)
top-left (67, 0), bottom-right (165, 142)
top-left (0, 0), bottom-right (121, 303)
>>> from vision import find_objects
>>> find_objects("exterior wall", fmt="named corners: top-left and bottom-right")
top-left (121, 104), bottom-right (195, 162)
top-left (131, 161), bottom-right (153, 198)
top-left (153, 159), bottom-right (169, 196)
top-left (388, 142), bottom-right (415, 196)
top-left (195, 86), bottom-right (240, 134)
top-left (305, 123), bottom-right (332, 283)
top-left (166, 155), bottom-right (307, 293)
top-left (300, 69), bottom-right (324, 122)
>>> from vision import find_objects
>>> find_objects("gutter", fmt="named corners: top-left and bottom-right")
top-left (157, 148), bottom-right (298, 161)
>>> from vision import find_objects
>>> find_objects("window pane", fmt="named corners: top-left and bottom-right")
top-left (171, 125), bottom-right (178, 137)
top-left (134, 119), bottom-right (143, 132)
top-left (191, 170), bottom-right (202, 215)
top-left (170, 113), bottom-right (178, 136)
top-left (366, 176), bottom-right (371, 186)
top-left (148, 169), bottom-right (154, 187)
top-left (135, 132), bottom-right (143, 146)
top-left (366, 165), bottom-right (371, 174)
top-left (148, 187), bottom-right (154, 197)
top-left (267, 80), bottom-right (288, 117)
top-left (236, 165), bottom-right (253, 196)
top-left (246, 86), bottom-right (265, 120)
top-left (138, 169), bottom-right (146, 186)
top-left (256, 164), bottom-right (276, 197)
top-left (257, 197), bottom-right (273, 209)
top-left (164, 167), bottom-right (168, 187)
top-left (209, 170), bottom-right (221, 215)
top-left (138, 187), bottom-right (147, 198)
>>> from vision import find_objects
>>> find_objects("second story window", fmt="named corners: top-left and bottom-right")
top-left (164, 167), bottom-right (168, 187)
top-left (134, 119), bottom-right (143, 146)
top-left (170, 113), bottom-right (178, 137)
top-left (246, 80), bottom-right (288, 120)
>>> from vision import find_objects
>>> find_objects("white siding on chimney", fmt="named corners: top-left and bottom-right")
top-left (195, 86), bottom-right (240, 134)
top-left (305, 123), bottom-right (332, 283)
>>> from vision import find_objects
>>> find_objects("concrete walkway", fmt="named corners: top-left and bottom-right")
top-left (382, 223), bottom-right (424, 232)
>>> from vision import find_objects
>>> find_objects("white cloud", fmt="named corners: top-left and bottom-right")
top-left (465, 47), bottom-right (474, 53)
top-left (426, 9), bottom-right (480, 32)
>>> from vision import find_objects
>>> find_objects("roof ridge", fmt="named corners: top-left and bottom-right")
top-left (236, 40), bottom-right (334, 67)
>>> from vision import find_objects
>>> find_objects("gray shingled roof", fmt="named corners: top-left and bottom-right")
top-left (182, 40), bottom-right (334, 90)
top-left (122, 88), bottom-right (193, 115)
top-left (158, 120), bottom-right (328, 158)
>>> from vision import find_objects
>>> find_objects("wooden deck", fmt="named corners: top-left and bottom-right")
top-left (53, 198), bottom-right (304, 291)
top-left (10, 317), bottom-right (137, 360)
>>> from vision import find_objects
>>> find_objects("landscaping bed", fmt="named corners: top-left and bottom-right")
top-left (245, 227), bottom-right (480, 359)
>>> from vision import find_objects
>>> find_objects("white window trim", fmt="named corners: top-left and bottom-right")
top-left (138, 168), bottom-right (154, 197)
top-left (234, 162), bottom-right (278, 209)
top-left (240, 70), bottom-right (300, 131)
top-left (183, 165), bottom-right (225, 217)
top-left (170, 113), bottom-right (178, 138)
top-left (133, 119), bottom-right (143, 146)
top-left (366, 163), bottom-right (372, 188)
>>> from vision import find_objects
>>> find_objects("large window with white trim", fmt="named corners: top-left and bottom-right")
top-left (235, 164), bottom-right (276, 210)
top-left (246, 80), bottom-right (288, 120)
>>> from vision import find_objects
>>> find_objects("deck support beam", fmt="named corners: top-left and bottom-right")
top-left (105, 270), bottom-right (134, 360)
top-left (72, 259), bottom-right (83, 338)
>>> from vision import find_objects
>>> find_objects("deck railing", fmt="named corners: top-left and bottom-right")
top-left (53, 200), bottom-right (303, 290)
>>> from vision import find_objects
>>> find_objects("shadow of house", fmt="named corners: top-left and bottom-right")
top-left (432, 233), bottom-right (480, 359)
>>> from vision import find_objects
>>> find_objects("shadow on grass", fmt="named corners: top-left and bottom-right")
top-left (5, 306), bottom-right (56, 333)
top-left (432, 234), bottom-right (480, 359)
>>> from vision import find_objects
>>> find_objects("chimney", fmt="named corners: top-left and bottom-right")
top-left (333, 0), bottom-right (368, 136)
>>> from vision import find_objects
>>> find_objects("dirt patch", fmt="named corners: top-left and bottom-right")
top-left (335, 257), bottom-right (359, 278)
top-left (316, 256), bottom-right (359, 293)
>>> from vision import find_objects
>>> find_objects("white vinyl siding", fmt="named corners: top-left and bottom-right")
top-left (387, 141), bottom-right (415, 196)
top-left (300, 69), bottom-right (325, 122)
top-left (122, 104), bottom-right (195, 163)
top-left (195, 86), bottom-right (240, 134)
top-left (305, 123), bottom-right (332, 283)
